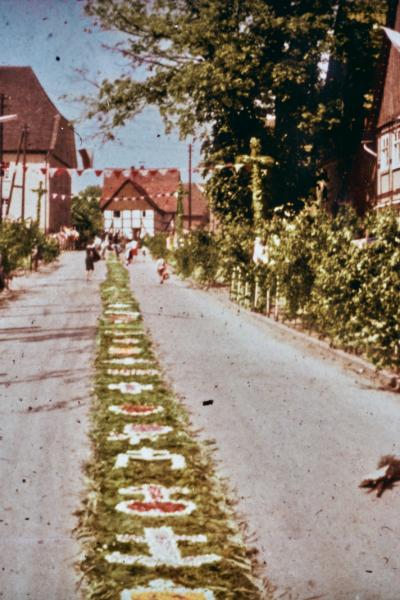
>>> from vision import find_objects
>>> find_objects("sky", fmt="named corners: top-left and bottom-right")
top-left (0, 0), bottom-right (201, 191)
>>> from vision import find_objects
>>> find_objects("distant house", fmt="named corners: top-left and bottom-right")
top-left (100, 168), bottom-right (209, 237)
top-left (0, 66), bottom-right (76, 231)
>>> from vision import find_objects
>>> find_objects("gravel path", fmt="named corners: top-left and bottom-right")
top-left (0, 253), bottom-right (105, 600)
top-left (129, 253), bottom-right (400, 600)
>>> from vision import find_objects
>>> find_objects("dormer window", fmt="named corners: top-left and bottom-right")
top-left (380, 133), bottom-right (390, 170)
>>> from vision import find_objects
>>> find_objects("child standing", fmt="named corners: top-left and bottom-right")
top-left (156, 257), bottom-right (169, 284)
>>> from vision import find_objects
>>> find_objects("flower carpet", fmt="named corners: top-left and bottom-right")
top-left (77, 257), bottom-right (268, 599)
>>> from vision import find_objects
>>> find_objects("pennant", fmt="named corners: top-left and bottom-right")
top-left (382, 26), bottom-right (400, 53)
top-left (94, 169), bottom-right (103, 177)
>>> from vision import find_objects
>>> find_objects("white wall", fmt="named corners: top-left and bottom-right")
top-left (103, 209), bottom-right (155, 237)
top-left (2, 153), bottom-right (48, 230)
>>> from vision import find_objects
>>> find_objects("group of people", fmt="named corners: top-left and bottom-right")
top-left (84, 229), bottom-right (169, 284)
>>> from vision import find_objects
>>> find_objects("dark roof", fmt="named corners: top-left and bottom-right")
top-left (0, 66), bottom-right (77, 167)
top-left (377, 1), bottom-right (400, 129)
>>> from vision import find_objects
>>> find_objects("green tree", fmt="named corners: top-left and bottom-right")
top-left (319, 0), bottom-right (389, 210)
top-left (84, 0), bottom-right (388, 219)
top-left (71, 185), bottom-right (103, 246)
top-left (83, 0), bottom-right (332, 215)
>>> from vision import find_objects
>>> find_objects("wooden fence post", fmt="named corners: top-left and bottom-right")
top-left (254, 275), bottom-right (260, 311)
top-left (266, 287), bottom-right (271, 316)
top-left (274, 279), bottom-right (279, 321)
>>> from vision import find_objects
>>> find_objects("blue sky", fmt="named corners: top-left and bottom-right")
top-left (0, 0), bottom-right (201, 190)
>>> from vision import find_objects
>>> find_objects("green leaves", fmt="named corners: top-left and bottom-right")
top-left (71, 185), bottom-right (103, 246)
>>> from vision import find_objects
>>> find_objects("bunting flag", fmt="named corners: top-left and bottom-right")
top-left (3, 165), bottom-right (180, 178)
top-left (382, 26), bottom-right (400, 53)
top-left (47, 192), bottom-right (177, 202)
top-left (194, 162), bottom-right (248, 173)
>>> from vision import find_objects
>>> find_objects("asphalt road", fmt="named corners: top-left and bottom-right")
top-left (129, 253), bottom-right (400, 600)
top-left (0, 253), bottom-right (105, 600)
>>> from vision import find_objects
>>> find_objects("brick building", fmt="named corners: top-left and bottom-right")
top-left (0, 66), bottom-right (76, 231)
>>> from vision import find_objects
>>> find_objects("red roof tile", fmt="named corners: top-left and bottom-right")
top-left (101, 168), bottom-right (180, 212)
top-left (0, 66), bottom-right (76, 167)
top-left (101, 169), bottom-right (208, 217)
top-left (181, 183), bottom-right (209, 217)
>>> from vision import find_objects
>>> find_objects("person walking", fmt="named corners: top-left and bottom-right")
top-left (85, 241), bottom-right (99, 281)
top-left (125, 238), bottom-right (139, 266)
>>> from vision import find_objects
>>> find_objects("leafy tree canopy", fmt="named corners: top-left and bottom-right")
top-left (84, 0), bottom-right (388, 219)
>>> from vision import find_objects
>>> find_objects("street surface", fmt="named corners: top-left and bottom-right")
top-left (1, 251), bottom-right (400, 600)
top-left (0, 253), bottom-right (105, 600)
top-left (129, 253), bottom-right (400, 600)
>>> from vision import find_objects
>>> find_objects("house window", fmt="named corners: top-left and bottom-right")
top-left (380, 133), bottom-right (390, 171)
top-left (393, 129), bottom-right (400, 168)
top-left (113, 210), bottom-right (121, 218)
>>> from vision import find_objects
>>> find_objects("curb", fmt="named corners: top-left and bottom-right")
top-left (198, 284), bottom-right (400, 393)
top-left (143, 255), bottom-right (399, 394)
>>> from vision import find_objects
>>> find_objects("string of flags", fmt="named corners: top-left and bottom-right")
top-left (48, 192), bottom-right (177, 202)
top-left (1, 165), bottom-right (180, 178)
top-left (194, 162), bottom-right (268, 174)
top-left (2, 161), bottom-right (267, 178)
top-left (193, 162), bottom-right (247, 173)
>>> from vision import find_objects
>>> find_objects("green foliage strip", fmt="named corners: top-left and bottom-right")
top-left (78, 256), bottom-right (268, 599)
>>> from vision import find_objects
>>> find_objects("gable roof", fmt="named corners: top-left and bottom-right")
top-left (0, 66), bottom-right (77, 167)
top-left (377, 1), bottom-right (400, 129)
top-left (101, 168), bottom-right (181, 212)
top-left (101, 169), bottom-right (209, 218)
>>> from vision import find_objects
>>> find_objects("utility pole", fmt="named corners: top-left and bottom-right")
top-left (21, 125), bottom-right (28, 221)
top-left (188, 143), bottom-right (192, 230)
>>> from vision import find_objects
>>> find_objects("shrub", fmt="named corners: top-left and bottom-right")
top-left (143, 233), bottom-right (168, 259)
top-left (0, 220), bottom-right (60, 283)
